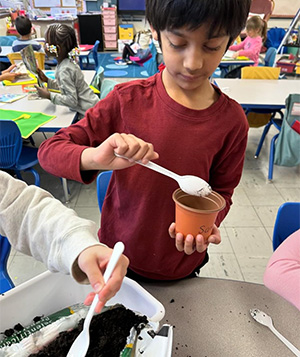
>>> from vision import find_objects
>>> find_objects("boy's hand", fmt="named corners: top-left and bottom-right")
top-left (35, 85), bottom-right (51, 99)
top-left (78, 245), bottom-right (129, 313)
top-left (36, 67), bottom-right (49, 83)
top-left (81, 133), bottom-right (159, 171)
top-left (168, 223), bottom-right (221, 255)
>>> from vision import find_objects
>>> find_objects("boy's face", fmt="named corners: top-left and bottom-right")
top-left (153, 25), bottom-right (229, 93)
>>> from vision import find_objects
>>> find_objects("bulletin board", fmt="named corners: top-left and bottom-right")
top-left (272, 2), bottom-right (299, 18)
top-left (32, 0), bottom-right (84, 13)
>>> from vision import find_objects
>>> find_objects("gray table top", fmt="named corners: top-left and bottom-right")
top-left (141, 277), bottom-right (300, 357)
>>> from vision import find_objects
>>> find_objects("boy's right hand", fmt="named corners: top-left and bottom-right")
top-left (81, 133), bottom-right (159, 171)
top-left (36, 67), bottom-right (48, 83)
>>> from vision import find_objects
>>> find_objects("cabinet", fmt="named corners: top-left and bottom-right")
top-left (101, 6), bottom-right (118, 51)
top-left (77, 13), bottom-right (103, 51)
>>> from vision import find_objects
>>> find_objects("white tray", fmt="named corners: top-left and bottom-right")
top-left (0, 270), bottom-right (165, 331)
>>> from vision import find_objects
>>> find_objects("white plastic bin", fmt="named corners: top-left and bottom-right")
top-left (0, 271), bottom-right (165, 332)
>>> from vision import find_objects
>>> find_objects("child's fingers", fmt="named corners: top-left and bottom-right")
top-left (115, 133), bottom-right (158, 162)
top-left (168, 222), bottom-right (176, 238)
top-left (183, 234), bottom-right (196, 255)
top-left (195, 234), bottom-right (209, 253)
top-left (175, 232), bottom-right (185, 252)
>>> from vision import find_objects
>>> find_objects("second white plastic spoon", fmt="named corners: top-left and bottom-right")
top-left (250, 308), bottom-right (300, 356)
top-left (115, 153), bottom-right (212, 197)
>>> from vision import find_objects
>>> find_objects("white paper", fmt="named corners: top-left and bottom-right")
top-left (34, 0), bottom-right (60, 7)
top-left (62, 0), bottom-right (76, 6)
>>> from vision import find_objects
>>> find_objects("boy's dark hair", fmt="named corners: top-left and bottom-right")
top-left (15, 16), bottom-right (32, 36)
top-left (146, 0), bottom-right (251, 47)
top-left (45, 24), bottom-right (78, 54)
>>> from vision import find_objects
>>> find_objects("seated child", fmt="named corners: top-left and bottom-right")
top-left (35, 24), bottom-right (99, 120)
top-left (225, 15), bottom-right (267, 78)
top-left (12, 16), bottom-right (43, 52)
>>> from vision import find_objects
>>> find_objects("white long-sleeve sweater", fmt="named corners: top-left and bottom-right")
top-left (0, 171), bottom-right (104, 283)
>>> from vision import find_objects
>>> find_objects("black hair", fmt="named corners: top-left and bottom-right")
top-left (45, 24), bottom-right (78, 54)
top-left (146, 0), bottom-right (251, 45)
top-left (15, 16), bottom-right (32, 36)
top-left (246, 16), bottom-right (268, 42)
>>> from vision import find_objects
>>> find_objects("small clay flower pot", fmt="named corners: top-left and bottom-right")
top-left (172, 188), bottom-right (226, 240)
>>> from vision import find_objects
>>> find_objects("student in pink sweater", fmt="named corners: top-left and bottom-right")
top-left (264, 229), bottom-right (300, 311)
top-left (229, 15), bottom-right (267, 66)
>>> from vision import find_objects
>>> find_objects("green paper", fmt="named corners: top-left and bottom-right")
top-left (0, 109), bottom-right (56, 138)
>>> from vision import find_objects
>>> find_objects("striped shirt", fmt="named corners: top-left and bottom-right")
top-left (12, 39), bottom-right (42, 52)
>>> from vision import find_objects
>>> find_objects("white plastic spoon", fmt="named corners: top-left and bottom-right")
top-left (66, 241), bottom-right (125, 357)
top-left (114, 153), bottom-right (212, 197)
top-left (250, 308), bottom-right (300, 356)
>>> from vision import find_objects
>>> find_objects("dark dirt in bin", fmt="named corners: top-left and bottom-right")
top-left (29, 306), bottom-right (148, 357)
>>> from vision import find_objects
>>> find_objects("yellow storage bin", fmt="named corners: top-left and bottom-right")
top-left (119, 24), bottom-right (134, 40)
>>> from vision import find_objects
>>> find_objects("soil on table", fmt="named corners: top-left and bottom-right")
top-left (29, 306), bottom-right (148, 357)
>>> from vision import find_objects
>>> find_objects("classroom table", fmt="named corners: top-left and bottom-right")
top-left (218, 51), bottom-right (254, 77)
top-left (0, 70), bottom-right (95, 132)
top-left (215, 78), bottom-right (300, 110)
top-left (0, 46), bottom-right (13, 57)
top-left (0, 70), bottom-right (95, 202)
top-left (141, 277), bottom-right (300, 357)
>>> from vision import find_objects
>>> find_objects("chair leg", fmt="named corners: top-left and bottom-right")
top-left (255, 121), bottom-right (273, 158)
top-left (15, 170), bottom-right (22, 180)
top-left (61, 178), bottom-right (70, 203)
top-left (268, 133), bottom-right (279, 181)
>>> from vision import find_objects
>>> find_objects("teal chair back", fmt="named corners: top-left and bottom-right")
top-left (96, 170), bottom-right (112, 212)
top-left (273, 202), bottom-right (300, 251)
top-left (0, 35), bottom-right (17, 46)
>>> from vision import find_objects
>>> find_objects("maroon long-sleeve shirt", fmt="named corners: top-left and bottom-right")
top-left (38, 73), bottom-right (248, 280)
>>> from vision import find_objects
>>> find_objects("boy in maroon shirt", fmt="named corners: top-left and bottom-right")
top-left (38, 0), bottom-right (251, 281)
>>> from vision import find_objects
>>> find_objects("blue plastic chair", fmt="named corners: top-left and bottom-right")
top-left (273, 202), bottom-right (300, 251)
top-left (264, 47), bottom-right (277, 67)
top-left (0, 35), bottom-right (17, 65)
top-left (96, 170), bottom-right (112, 212)
top-left (0, 120), bottom-right (40, 186)
top-left (79, 40), bottom-right (100, 71)
top-left (0, 235), bottom-right (14, 294)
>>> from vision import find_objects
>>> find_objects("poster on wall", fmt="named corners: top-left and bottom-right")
top-left (34, 0), bottom-right (60, 7)
top-left (62, 0), bottom-right (76, 6)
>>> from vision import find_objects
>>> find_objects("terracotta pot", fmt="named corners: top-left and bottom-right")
top-left (172, 188), bottom-right (226, 240)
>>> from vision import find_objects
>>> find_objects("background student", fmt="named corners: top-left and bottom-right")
top-left (229, 15), bottom-right (267, 66)
top-left (38, 0), bottom-right (251, 282)
top-left (0, 169), bottom-right (129, 313)
top-left (35, 24), bottom-right (99, 121)
top-left (12, 16), bottom-right (43, 52)
top-left (225, 15), bottom-right (267, 78)
top-left (264, 229), bottom-right (300, 311)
